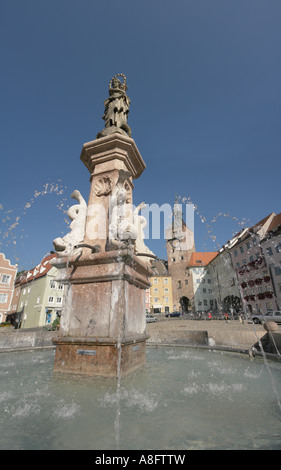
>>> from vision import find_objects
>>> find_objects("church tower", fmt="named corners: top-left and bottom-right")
top-left (166, 199), bottom-right (195, 312)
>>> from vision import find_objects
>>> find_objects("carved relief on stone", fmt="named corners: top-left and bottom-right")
top-left (53, 190), bottom-right (87, 257)
top-left (94, 176), bottom-right (112, 197)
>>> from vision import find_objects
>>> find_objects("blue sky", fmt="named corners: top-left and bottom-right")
top-left (1, 0), bottom-right (281, 270)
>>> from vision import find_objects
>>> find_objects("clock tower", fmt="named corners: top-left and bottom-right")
top-left (166, 200), bottom-right (195, 312)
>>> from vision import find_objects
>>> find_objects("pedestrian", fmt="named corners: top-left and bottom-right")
top-left (208, 312), bottom-right (212, 320)
top-left (224, 312), bottom-right (228, 323)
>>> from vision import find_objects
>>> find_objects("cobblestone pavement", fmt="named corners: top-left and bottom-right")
top-left (146, 317), bottom-right (280, 350)
top-left (147, 317), bottom-right (268, 333)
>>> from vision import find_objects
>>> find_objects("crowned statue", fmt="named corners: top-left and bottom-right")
top-left (97, 74), bottom-right (132, 138)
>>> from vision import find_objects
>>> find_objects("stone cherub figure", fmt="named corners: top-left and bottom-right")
top-left (97, 74), bottom-right (132, 139)
top-left (53, 190), bottom-right (87, 257)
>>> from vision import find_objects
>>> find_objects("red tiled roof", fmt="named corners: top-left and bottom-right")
top-left (18, 252), bottom-right (57, 285)
top-left (188, 252), bottom-right (217, 267)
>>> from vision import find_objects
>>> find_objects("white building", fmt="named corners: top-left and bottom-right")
top-left (207, 247), bottom-right (241, 314)
top-left (189, 252), bottom-right (217, 312)
top-left (15, 252), bottom-right (64, 329)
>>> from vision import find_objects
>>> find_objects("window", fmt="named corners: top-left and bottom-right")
top-left (172, 258), bottom-right (175, 262)
top-left (56, 297), bottom-right (62, 305)
top-left (178, 280), bottom-right (182, 289)
top-left (234, 250), bottom-right (238, 257)
top-left (185, 279), bottom-right (188, 285)
top-left (246, 242), bottom-right (251, 250)
top-left (239, 246), bottom-right (244, 254)
top-left (203, 299), bottom-right (208, 306)
top-left (1, 274), bottom-right (11, 284)
top-left (164, 278), bottom-right (168, 284)
top-left (164, 288), bottom-right (169, 293)
top-left (180, 256), bottom-right (184, 261)
top-left (50, 280), bottom-right (56, 289)
top-left (0, 293), bottom-right (8, 303)
top-left (266, 247), bottom-right (273, 256)
top-left (164, 297), bottom-right (169, 303)
top-left (153, 288), bottom-right (158, 294)
top-left (276, 243), bottom-right (281, 254)
top-left (274, 266), bottom-right (281, 276)
top-left (48, 296), bottom-right (54, 304)
top-left (154, 297), bottom-right (159, 302)
top-left (57, 283), bottom-right (64, 290)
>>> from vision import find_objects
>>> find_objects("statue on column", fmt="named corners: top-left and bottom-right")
top-left (97, 74), bottom-right (132, 139)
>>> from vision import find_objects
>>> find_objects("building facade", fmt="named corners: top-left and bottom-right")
top-left (0, 253), bottom-right (18, 323)
top-left (207, 248), bottom-right (241, 314)
top-left (228, 213), bottom-right (277, 315)
top-left (15, 253), bottom-right (64, 329)
top-left (149, 260), bottom-right (174, 314)
top-left (189, 252), bottom-right (217, 312)
top-left (260, 213), bottom-right (281, 311)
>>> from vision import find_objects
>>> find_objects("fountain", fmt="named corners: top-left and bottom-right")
top-left (1, 347), bottom-right (281, 450)
top-left (51, 74), bottom-right (154, 377)
top-left (1, 75), bottom-right (281, 451)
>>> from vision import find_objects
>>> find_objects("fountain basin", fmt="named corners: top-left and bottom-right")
top-left (1, 346), bottom-right (281, 450)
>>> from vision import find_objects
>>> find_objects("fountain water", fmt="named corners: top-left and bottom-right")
top-left (1, 347), bottom-right (281, 450)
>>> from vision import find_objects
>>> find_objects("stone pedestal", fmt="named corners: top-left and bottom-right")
top-left (52, 134), bottom-right (152, 377)
top-left (80, 133), bottom-right (146, 253)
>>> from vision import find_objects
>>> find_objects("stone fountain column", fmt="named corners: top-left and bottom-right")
top-left (52, 130), bottom-right (153, 377)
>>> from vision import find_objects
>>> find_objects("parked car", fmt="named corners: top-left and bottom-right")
top-left (165, 311), bottom-right (181, 317)
top-left (251, 311), bottom-right (281, 324)
top-left (146, 314), bottom-right (157, 323)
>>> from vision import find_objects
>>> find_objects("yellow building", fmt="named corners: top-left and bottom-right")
top-left (149, 260), bottom-right (174, 315)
